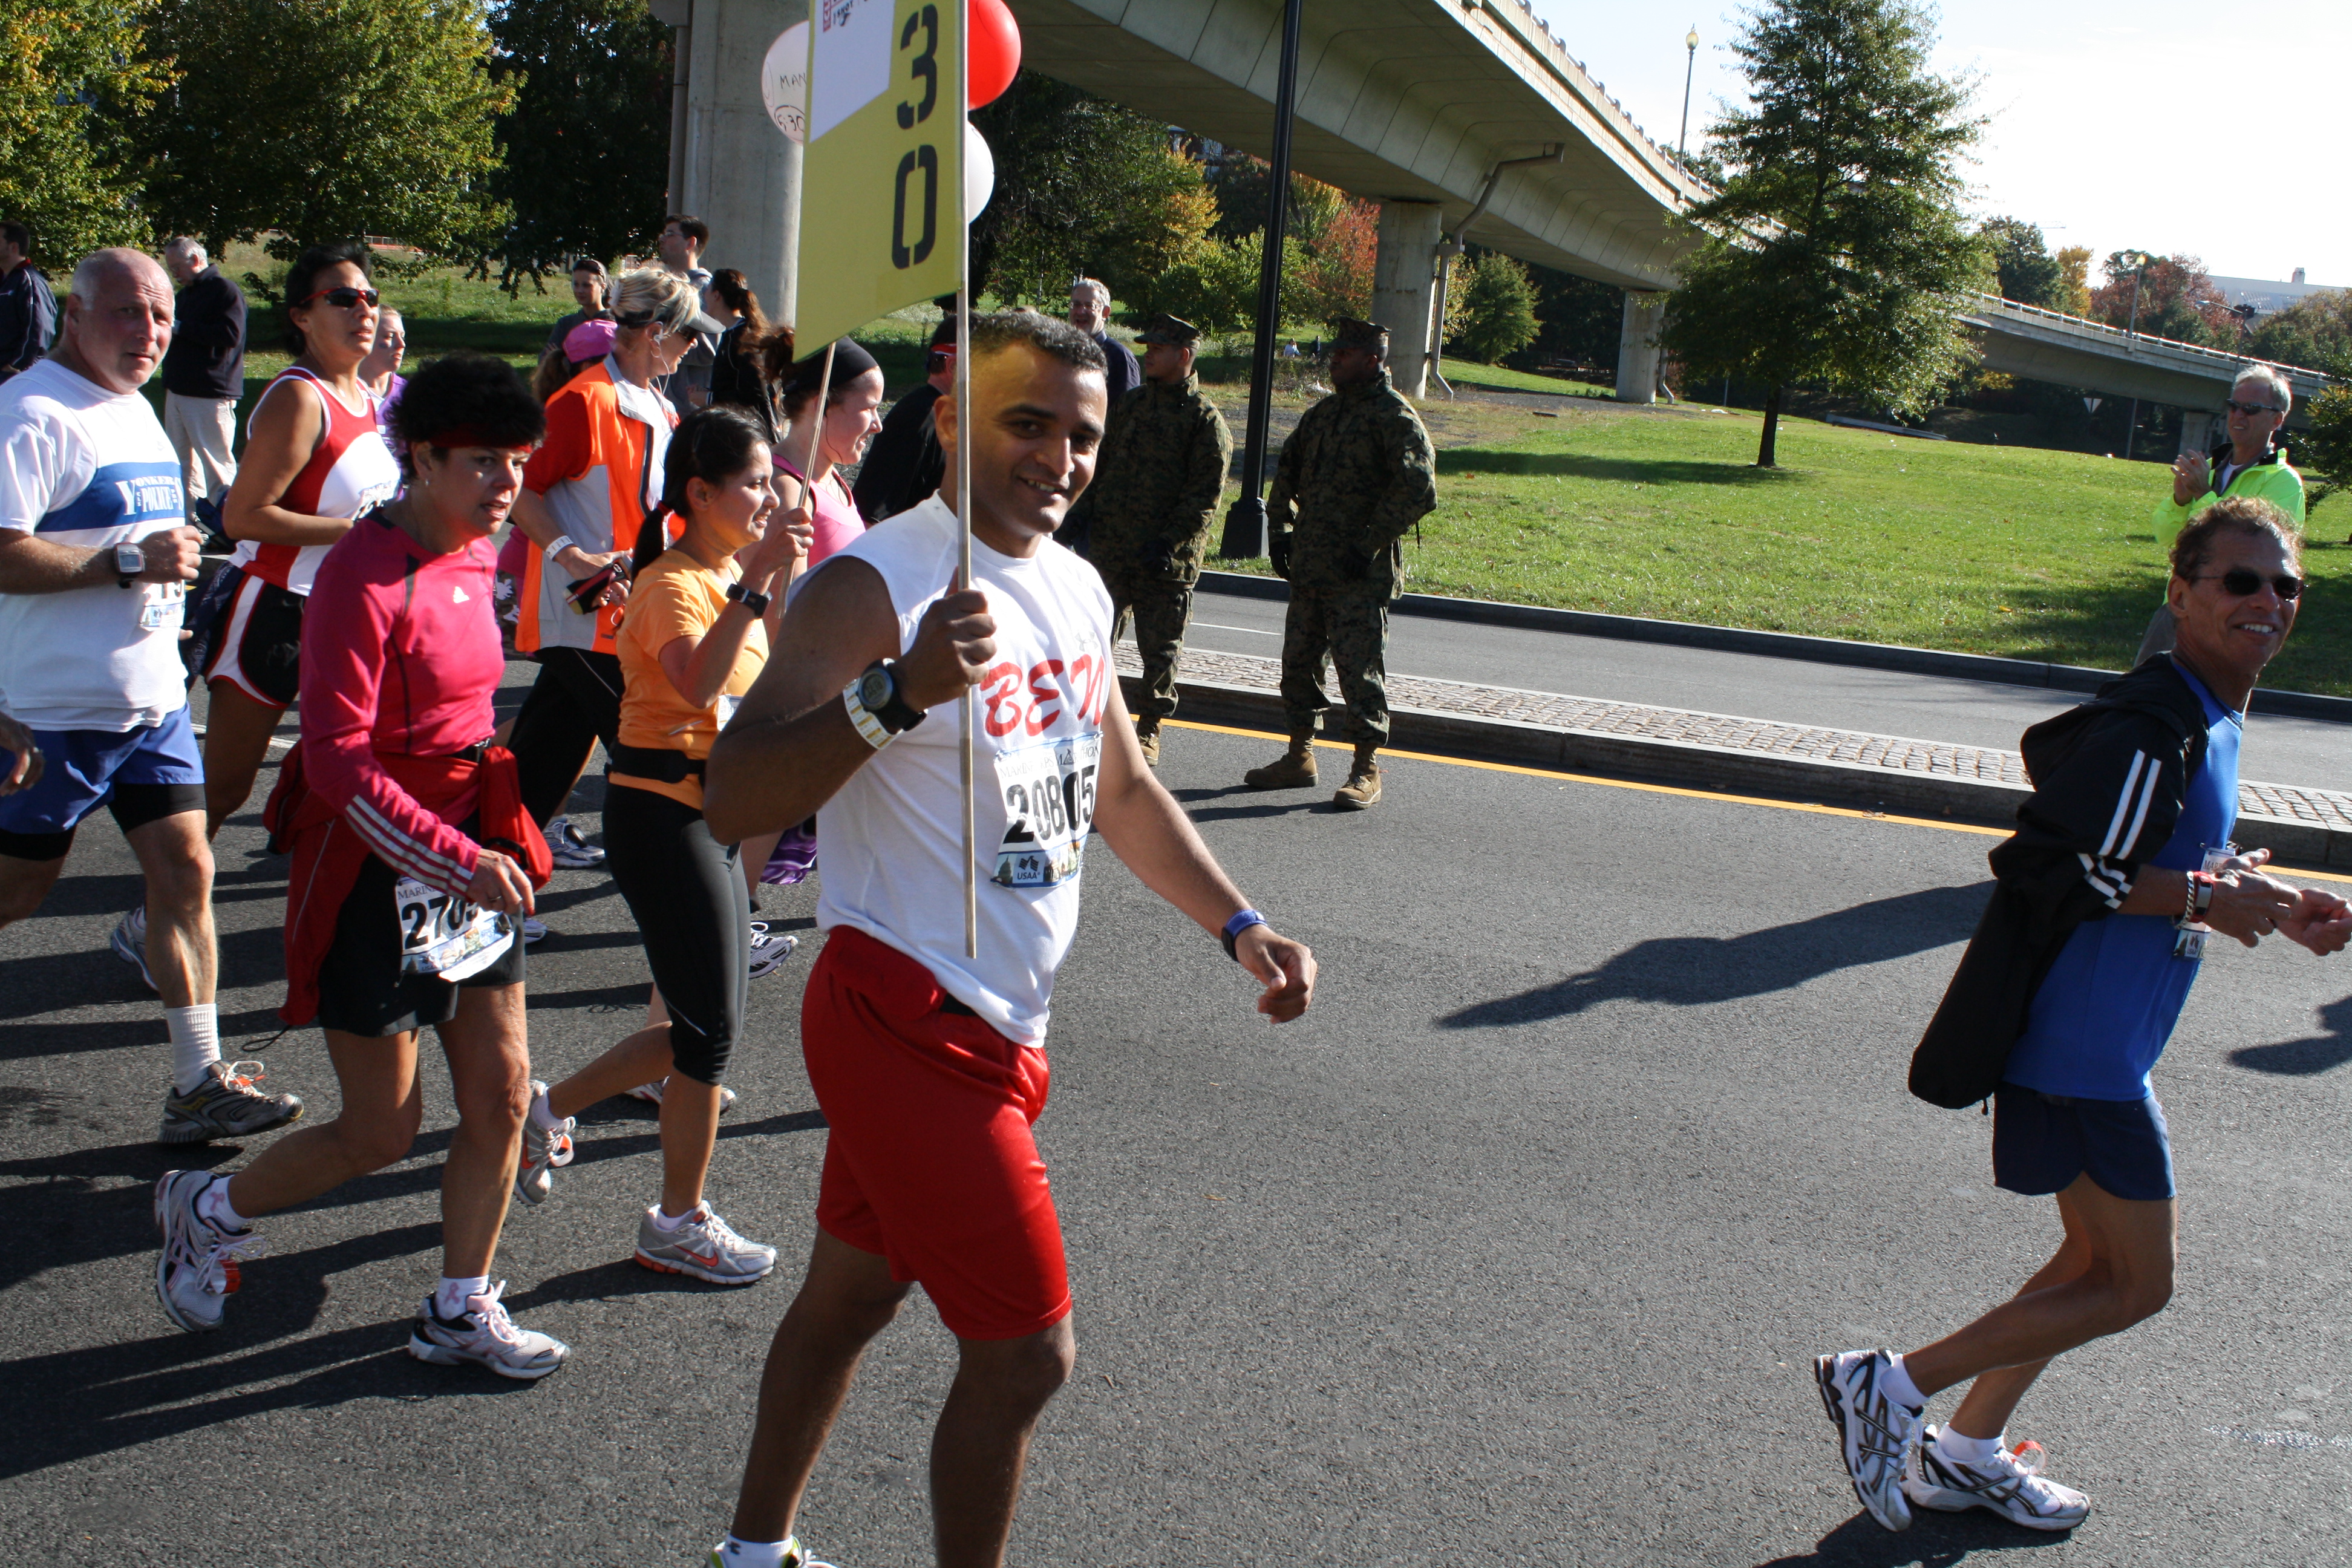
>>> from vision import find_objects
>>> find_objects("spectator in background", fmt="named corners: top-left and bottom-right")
top-left (658, 215), bottom-right (718, 410)
top-left (705, 269), bottom-right (781, 444)
top-left (360, 307), bottom-right (407, 434)
top-left (851, 316), bottom-right (955, 524)
top-left (159, 237), bottom-right (247, 523)
top-left (1068, 276), bottom-right (1137, 405)
top-left (2134, 364), bottom-right (2306, 665)
top-left (0, 222), bottom-right (59, 381)
top-left (768, 338), bottom-right (884, 568)
top-left (545, 257), bottom-right (610, 354)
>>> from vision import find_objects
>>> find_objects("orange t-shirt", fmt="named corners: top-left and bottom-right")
top-left (611, 550), bottom-right (768, 810)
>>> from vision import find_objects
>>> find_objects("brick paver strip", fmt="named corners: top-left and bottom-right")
top-left (1120, 642), bottom-right (2352, 833)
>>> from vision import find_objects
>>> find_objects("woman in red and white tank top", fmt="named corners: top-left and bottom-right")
top-left (203, 242), bottom-right (400, 837)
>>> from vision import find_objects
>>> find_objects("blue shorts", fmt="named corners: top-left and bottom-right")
top-left (1993, 1082), bottom-right (2175, 1203)
top-left (0, 707), bottom-right (206, 860)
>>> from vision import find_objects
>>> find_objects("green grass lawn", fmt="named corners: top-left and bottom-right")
top-left (1221, 403), bottom-right (2352, 695)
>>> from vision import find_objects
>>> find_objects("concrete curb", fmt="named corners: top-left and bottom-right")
top-left (1195, 570), bottom-right (2352, 724)
top-left (1132, 671), bottom-right (2352, 871)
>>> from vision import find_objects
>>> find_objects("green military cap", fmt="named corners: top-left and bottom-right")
top-left (1330, 316), bottom-right (1388, 351)
top-left (1137, 313), bottom-right (1201, 347)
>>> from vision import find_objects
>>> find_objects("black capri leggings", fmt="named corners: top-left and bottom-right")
top-left (602, 780), bottom-right (747, 1085)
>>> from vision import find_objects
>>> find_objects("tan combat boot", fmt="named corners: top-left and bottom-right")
top-left (1242, 732), bottom-right (1318, 789)
top-left (1135, 719), bottom-right (1161, 769)
top-left (1333, 743), bottom-right (1382, 809)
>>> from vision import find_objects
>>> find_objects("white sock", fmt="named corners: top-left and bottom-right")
top-left (651, 1203), bottom-right (702, 1233)
top-left (1881, 1353), bottom-right (1926, 1410)
top-left (714, 1535), bottom-right (791, 1568)
top-left (528, 1088), bottom-right (564, 1131)
top-left (434, 1275), bottom-right (491, 1318)
top-left (197, 1177), bottom-right (251, 1233)
top-left (1937, 1425), bottom-right (2006, 1466)
top-left (165, 1004), bottom-right (221, 1096)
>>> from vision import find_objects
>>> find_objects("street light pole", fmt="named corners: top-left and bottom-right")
top-left (1219, 0), bottom-right (1305, 561)
top-left (1679, 26), bottom-right (1698, 157)
top-left (2119, 249), bottom-right (2151, 460)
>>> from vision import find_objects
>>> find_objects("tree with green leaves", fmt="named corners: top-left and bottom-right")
top-left (483, 0), bottom-right (673, 289)
top-left (1659, 0), bottom-right (1985, 466)
top-left (2088, 252), bottom-right (2228, 345)
top-left (1148, 231), bottom-right (1308, 341)
top-left (2249, 290), bottom-right (2352, 373)
top-left (1978, 216), bottom-right (2063, 309)
top-left (1452, 253), bottom-right (1541, 364)
top-left (0, 0), bottom-right (172, 261)
top-left (139, 0), bottom-right (513, 258)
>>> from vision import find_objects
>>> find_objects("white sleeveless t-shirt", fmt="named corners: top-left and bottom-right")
top-left (800, 495), bottom-right (1116, 1045)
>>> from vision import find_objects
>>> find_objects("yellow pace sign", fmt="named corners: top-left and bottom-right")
top-left (795, 0), bottom-right (965, 350)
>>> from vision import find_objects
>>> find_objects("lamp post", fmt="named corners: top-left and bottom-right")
top-left (2118, 249), bottom-right (2152, 460)
top-left (1679, 26), bottom-right (1699, 157)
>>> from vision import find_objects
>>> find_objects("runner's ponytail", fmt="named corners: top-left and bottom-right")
top-left (638, 405), bottom-right (772, 577)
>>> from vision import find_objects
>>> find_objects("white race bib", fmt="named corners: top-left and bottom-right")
top-left (715, 693), bottom-right (743, 730)
top-left (991, 733), bottom-right (1100, 889)
top-left (394, 876), bottom-right (515, 980)
top-left (140, 581), bottom-right (185, 632)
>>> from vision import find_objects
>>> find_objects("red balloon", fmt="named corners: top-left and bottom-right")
top-left (970, 0), bottom-right (1021, 109)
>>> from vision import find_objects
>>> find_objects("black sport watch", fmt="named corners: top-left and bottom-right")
top-left (857, 660), bottom-right (927, 734)
top-left (725, 579), bottom-right (771, 616)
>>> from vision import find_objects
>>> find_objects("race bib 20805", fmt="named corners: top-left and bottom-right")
top-left (992, 733), bottom-right (1100, 889)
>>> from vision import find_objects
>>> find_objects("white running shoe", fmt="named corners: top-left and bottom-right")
top-left (152, 1169), bottom-right (268, 1332)
top-left (748, 925), bottom-right (799, 980)
top-left (708, 1535), bottom-right (835, 1567)
top-left (407, 1281), bottom-right (569, 1379)
top-left (635, 1204), bottom-right (777, 1285)
top-left (1815, 1349), bottom-right (1922, 1532)
top-left (1905, 1425), bottom-right (2089, 1531)
top-left (521, 915), bottom-right (549, 945)
top-left (514, 1082), bottom-right (576, 1206)
top-left (626, 1077), bottom-right (736, 1112)
top-left (543, 814), bottom-right (606, 869)
top-left (112, 906), bottom-right (155, 990)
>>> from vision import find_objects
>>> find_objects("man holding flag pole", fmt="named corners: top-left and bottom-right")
top-left (704, 5), bottom-right (1317, 1565)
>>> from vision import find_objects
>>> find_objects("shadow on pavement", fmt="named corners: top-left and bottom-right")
top-left (1434, 447), bottom-right (1796, 487)
top-left (1168, 784), bottom-right (1333, 824)
top-left (1441, 883), bottom-right (1987, 1027)
top-left (2228, 994), bottom-right (2352, 1076)
top-left (1753, 1507), bottom-right (2071, 1564)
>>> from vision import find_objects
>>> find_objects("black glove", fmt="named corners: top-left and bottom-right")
top-left (1269, 532), bottom-right (1292, 581)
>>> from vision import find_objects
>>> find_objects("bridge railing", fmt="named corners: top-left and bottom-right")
top-left (1965, 292), bottom-right (2329, 384)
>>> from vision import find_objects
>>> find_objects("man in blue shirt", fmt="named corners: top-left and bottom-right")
top-left (0, 221), bottom-right (59, 381)
top-left (1815, 497), bottom-right (2352, 1536)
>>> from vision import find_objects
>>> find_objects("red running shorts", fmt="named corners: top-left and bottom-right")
top-left (803, 924), bottom-right (1070, 1341)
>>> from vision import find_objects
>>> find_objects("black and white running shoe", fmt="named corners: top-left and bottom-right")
top-left (1815, 1349), bottom-right (1922, 1532)
top-left (1904, 1425), bottom-right (2089, 1531)
top-left (408, 1281), bottom-right (569, 1379)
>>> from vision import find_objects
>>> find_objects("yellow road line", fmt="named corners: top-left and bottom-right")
top-left (1165, 717), bottom-right (2352, 885)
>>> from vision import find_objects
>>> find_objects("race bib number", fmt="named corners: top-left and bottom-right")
top-left (715, 693), bottom-right (743, 730)
top-left (139, 581), bottom-right (185, 632)
top-left (992, 733), bottom-right (1100, 889)
top-left (394, 876), bottom-right (515, 980)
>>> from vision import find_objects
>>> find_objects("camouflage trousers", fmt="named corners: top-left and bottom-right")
top-left (1097, 563), bottom-right (1195, 725)
top-left (1279, 579), bottom-right (1390, 744)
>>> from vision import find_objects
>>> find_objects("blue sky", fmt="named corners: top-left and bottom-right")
top-left (1523, 0), bottom-right (2349, 288)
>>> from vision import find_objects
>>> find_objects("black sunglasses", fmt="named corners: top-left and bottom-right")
top-left (2224, 399), bottom-right (2281, 417)
top-left (298, 286), bottom-right (380, 310)
top-left (2190, 568), bottom-right (2303, 600)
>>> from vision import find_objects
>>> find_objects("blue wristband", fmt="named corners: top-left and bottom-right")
top-left (1220, 907), bottom-right (1267, 961)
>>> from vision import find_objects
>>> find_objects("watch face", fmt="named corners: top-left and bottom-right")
top-left (859, 668), bottom-right (894, 710)
top-left (117, 544), bottom-right (144, 573)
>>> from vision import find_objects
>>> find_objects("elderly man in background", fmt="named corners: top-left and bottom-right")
top-left (1068, 276), bottom-right (1138, 405)
top-left (0, 222), bottom-right (59, 382)
top-left (2134, 363), bottom-right (2304, 667)
top-left (159, 238), bottom-right (246, 524)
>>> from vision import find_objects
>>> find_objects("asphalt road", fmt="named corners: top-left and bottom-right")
top-left (1183, 583), bottom-right (2350, 789)
top-left (7, 707), bottom-right (2352, 1566)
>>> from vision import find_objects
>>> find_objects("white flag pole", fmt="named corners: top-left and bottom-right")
top-left (958, 8), bottom-right (977, 960)
top-left (799, 341), bottom-right (837, 509)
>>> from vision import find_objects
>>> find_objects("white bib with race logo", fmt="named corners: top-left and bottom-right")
top-left (394, 876), bottom-right (515, 980)
top-left (993, 733), bottom-right (1100, 888)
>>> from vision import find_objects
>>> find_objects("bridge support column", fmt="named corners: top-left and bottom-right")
top-left (2177, 410), bottom-right (2215, 457)
top-left (676, 0), bottom-right (804, 324)
top-left (1616, 292), bottom-right (1667, 405)
top-left (1373, 200), bottom-right (1443, 399)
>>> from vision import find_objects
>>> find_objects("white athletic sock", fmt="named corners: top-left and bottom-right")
top-left (528, 1087), bottom-right (564, 1131)
top-left (165, 1004), bottom-right (221, 1096)
top-left (1936, 1425), bottom-right (2007, 1466)
top-left (1881, 1352), bottom-right (1927, 1410)
top-left (197, 1176), bottom-right (251, 1233)
top-left (651, 1204), bottom-right (702, 1232)
top-left (434, 1275), bottom-right (491, 1319)
top-left (714, 1535), bottom-right (791, 1568)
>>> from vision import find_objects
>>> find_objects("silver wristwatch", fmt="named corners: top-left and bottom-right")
top-left (114, 541), bottom-right (145, 587)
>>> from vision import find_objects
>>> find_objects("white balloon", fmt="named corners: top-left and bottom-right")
top-left (762, 22), bottom-right (809, 143)
top-left (965, 122), bottom-right (995, 219)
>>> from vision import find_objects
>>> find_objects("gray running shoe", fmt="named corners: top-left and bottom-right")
top-left (160, 1059), bottom-right (303, 1145)
top-left (521, 915), bottom-right (550, 945)
top-left (1815, 1349), bottom-right (1922, 1532)
top-left (514, 1081), bottom-right (576, 1206)
top-left (708, 1536), bottom-right (835, 1568)
top-left (544, 814), bottom-right (606, 869)
top-left (1904, 1425), bottom-right (2089, 1531)
top-left (152, 1169), bottom-right (267, 1332)
top-left (112, 906), bottom-right (155, 990)
top-left (626, 1077), bottom-right (736, 1112)
top-left (635, 1204), bottom-right (776, 1285)
top-left (407, 1281), bottom-right (569, 1379)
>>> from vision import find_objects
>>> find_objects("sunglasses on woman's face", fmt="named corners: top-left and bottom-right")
top-left (2192, 568), bottom-right (2304, 600)
top-left (298, 286), bottom-right (381, 310)
top-left (2224, 399), bottom-right (2281, 417)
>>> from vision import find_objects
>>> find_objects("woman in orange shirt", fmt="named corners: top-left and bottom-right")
top-left (517, 406), bottom-right (811, 1284)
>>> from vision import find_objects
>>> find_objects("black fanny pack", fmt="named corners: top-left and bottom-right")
top-left (604, 741), bottom-right (705, 784)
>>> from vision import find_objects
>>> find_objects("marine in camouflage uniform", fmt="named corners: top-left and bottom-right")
top-left (1243, 317), bottom-right (1437, 808)
top-left (1070, 313), bottom-right (1232, 767)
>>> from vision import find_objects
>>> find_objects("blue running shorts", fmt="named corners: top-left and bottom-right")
top-left (1993, 1082), bottom-right (2175, 1203)
top-left (0, 706), bottom-right (206, 860)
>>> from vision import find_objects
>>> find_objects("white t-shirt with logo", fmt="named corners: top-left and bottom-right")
top-left (800, 494), bottom-right (1116, 1045)
top-left (0, 359), bottom-right (191, 730)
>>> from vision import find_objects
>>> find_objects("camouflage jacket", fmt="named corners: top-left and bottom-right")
top-left (1269, 370), bottom-right (1437, 595)
top-left (1073, 371), bottom-right (1232, 581)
